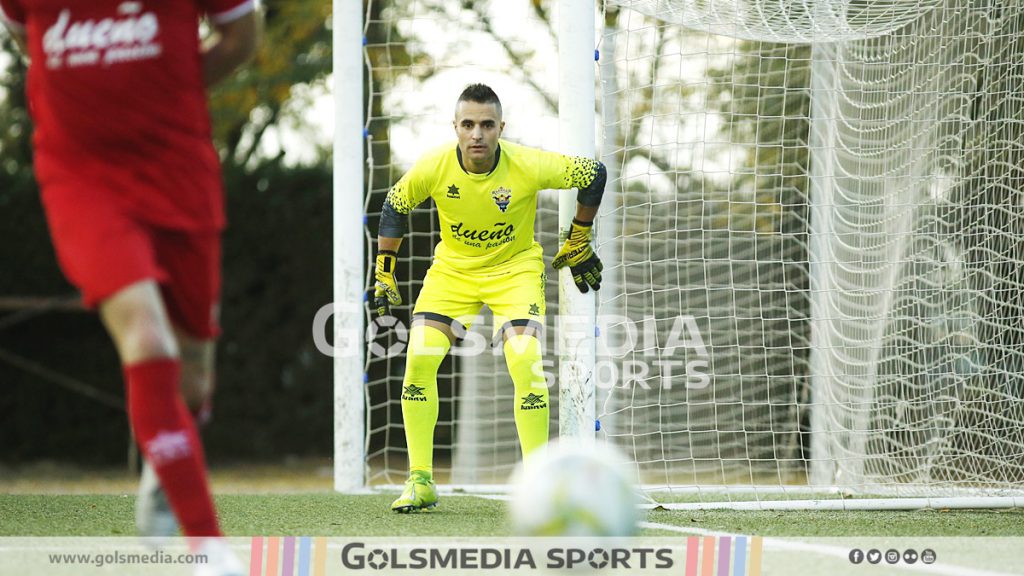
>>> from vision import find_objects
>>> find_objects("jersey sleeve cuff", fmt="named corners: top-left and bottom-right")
top-left (0, 6), bottom-right (26, 35)
top-left (209, 0), bottom-right (258, 25)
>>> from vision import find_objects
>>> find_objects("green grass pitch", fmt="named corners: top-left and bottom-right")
top-left (1, 494), bottom-right (1023, 537)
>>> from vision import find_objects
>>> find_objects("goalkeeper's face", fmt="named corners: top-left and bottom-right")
top-left (454, 101), bottom-right (504, 171)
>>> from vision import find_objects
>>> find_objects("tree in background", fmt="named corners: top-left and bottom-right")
top-left (0, 0), bottom-right (817, 466)
top-left (0, 2), bottom-right (338, 464)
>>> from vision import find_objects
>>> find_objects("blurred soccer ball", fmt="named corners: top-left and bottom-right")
top-left (508, 441), bottom-right (641, 537)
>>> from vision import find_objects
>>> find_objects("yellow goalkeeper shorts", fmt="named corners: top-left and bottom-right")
top-left (413, 243), bottom-right (546, 335)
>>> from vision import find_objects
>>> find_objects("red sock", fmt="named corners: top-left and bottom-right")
top-left (125, 359), bottom-right (221, 537)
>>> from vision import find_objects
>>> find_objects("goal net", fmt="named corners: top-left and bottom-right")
top-left (350, 0), bottom-right (1024, 505)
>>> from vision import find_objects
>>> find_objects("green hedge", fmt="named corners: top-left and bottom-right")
top-left (0, 159), bottom-right (337, 465)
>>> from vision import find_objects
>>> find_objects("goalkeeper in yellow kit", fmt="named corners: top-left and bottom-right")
top-left (374, 84), bottom-right (606, 512)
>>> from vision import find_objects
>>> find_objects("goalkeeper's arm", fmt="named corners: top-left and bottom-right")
top-left (552, 161), bottom-right (607, 293)
top-left (373, 197), bottom-right (407, 317)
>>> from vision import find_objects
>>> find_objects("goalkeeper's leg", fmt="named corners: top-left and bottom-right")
top-left (392, 321), bottom-right (452, 512)
top-left (484, 249), bottom-right (550, 459)
top-left (502, 329), bottom-right (549, 458)
top-left (401, 322), bottom-right (451, 474)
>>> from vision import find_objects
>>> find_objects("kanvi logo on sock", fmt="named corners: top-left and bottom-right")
top-left (520, 393), bottom-right (547, 410)
top-left (402, 384), bottom-right (427, 402)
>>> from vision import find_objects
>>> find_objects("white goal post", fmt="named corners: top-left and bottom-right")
top-left (333, 0), bottom-right (1024, 509)
top-left (556, 0), bottom-right (598, 444)
top-left (332, 0), bottom-right (365, 492)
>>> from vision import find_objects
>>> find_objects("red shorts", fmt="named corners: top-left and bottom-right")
top-left (41, 185), bottom-right (222, 339)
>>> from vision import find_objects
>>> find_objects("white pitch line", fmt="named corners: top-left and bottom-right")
top-left (640, 522), bottom-right (1023, 576)
top-left (430, 493), bottom-right (1022, 576)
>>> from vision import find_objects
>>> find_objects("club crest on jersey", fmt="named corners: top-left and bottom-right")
top-left (491, 187), bottom-right (512, 212)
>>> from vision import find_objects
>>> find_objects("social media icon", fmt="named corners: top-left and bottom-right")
top-left (849, 549), bottom-right (864, 564)
top-left (885, 549), bottom-right (900, 564)
top-left (867, 549), bottom-right (882, 564)
top-left (904, 549), bottom-right (919, 564)
top-left (921, 549), bottom-right (937, 564)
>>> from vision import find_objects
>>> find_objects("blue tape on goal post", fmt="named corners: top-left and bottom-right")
top-left (594, 49), bottom-right (600, 61)
top-left (595, 419), bottom-right (602, 431)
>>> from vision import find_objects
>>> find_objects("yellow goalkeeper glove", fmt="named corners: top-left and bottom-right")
top-left (374, 250), bottom-right (402, 316)
top-left (552, 219), bottom-right (602, 293)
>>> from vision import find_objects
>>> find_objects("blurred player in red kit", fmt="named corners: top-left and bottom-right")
top-left (1, 0), bottom-right (260, 572)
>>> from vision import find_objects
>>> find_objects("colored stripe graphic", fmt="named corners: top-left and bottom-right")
top-left (717, 536), bottom-right (731, 576)
top-left (282, 537), bottom-right (295, 576)
top-left (733, 536), bottom-right (746, 576)
top-left (314, 537), bottom-right (328, 576)
top-left (748, 537), bottom-right (763, 576)
top-left (249, 537), bottom-right (263, 576)
top-left (266, 537), bottom-right (280, 576)
top-left (685, 536), bottom-right (699, 576)
top-left (701, 536), bottom-right (716, 576)
top-left (298, 537), bottom-right (311, 576)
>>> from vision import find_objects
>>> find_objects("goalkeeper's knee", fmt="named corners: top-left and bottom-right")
top-left (404, 324), bottom-right (451, 386)
top-left (401, 324), bottom-right (451, 474)
top-left (503, 333), bottom-right (545, 387)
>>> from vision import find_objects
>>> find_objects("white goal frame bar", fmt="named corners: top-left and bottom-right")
top-left (556, 0), bottom-right (599, 443)
top-left (333, 0), bottom-right (366, 492)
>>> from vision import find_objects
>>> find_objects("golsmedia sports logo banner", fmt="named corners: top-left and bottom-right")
top-left (246, 537), bottom-right (762, 575)
top-left (4, 537), bottom-right (1023, 575)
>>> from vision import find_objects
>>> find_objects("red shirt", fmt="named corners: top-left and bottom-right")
top-left (0, 0), bottom-right (255, 231)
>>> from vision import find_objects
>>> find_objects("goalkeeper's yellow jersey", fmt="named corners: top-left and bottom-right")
top-left (386, 139), bottom-right (601, 271)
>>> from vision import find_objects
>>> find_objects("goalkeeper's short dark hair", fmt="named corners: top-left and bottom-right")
top-left (458, 83), bottom-right (502, 116)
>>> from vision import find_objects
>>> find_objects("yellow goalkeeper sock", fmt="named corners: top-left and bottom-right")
top-left (401, 324), bottom-right (450, 475)
top-left (503, 334), bottom-right (549, 458)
